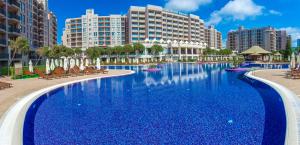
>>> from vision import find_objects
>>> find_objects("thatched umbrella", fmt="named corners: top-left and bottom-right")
top-left (241, 46), bottom-right (271, 61)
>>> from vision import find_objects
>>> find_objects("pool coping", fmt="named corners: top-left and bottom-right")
top-left (0, 70), bottom-right (135, 145)
top-left (245, 70), bottom-right (300, 145)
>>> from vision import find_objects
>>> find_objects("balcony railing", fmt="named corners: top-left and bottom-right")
top-left (0, 39), bottom-right (6, 45)
top-left (0, 24), bottom-right (5, 30)
top-left (0, 9), bottom-right (5, 16)
top-left (9, 27), bottom-right (20, 33)
top-left (8, 13), bottom-right (20, 20)
top-left (8, 0), bottom-right (20, 8)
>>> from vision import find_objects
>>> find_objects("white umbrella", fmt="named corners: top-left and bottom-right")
top-left (290, 53), bottom-right (296, 69)
top-left (28, 60), bottom-right (33, 73)
top-left (76, 59), bottom-right (80, 67)
top-left (64, 58), bottom-right (69, 71)
top-left (297, 54), bottom-right (300, 63)
top-left (96, 58), bottom-right (101, 70)
top-left (59, 59), bottom-right (63, 67)
top-left (54, 59), bottom-right (58, 67)
top-left (80, 58), bottom-right (85, 71)
top-left (70, 59), bottom-right (75, 69)
top-left (297, 54), bottom-right (300, 68)
top-left (85, 59), bottom-right (89, 67)
top-left (46, 59), bottom-right (50, 74)
top-left (269, 55), bottom-right (273, 62)
top-left (50, 59), bottom-right (55, 71)
top-left (93, 59), bottom-right (96, 65)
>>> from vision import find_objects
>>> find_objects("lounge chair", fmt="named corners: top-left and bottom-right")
top-left (84, 67), bottom-right (95, 75)
top-left (97, 68), bottom-right (108, 74)
top-left (23, 70), bottom-right (35, 77)
top-left (0, 81), bottom-right (12, 90)
top-left (53, 67), bottom-right (69, 78)
top-left (34, 69), bottom-right (54, 80)
top-left (291, 70), bottom-right (300, 79)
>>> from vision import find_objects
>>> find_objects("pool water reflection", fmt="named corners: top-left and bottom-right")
top-left (23, 63), bottom-right (286, 145)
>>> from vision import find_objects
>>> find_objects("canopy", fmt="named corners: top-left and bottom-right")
top-left (240, 46), bottom-right (271, 55)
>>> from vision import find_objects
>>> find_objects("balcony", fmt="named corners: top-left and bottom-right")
top-left (8, 0), bottom-right (20, 8)
top-left (8, 13), bottom-right (20, 21)
top-left (0, 38), bottom-right (6, 46)
top-left (0, 24), bottom-right (5, 32)
top-left (0, 9), bottom-right (5, 16)
top-left (8, 27), bottom-right (20, 34)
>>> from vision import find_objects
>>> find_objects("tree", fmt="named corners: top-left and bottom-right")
top-left (203, 48), bottom-right (217, 55)
top-left (218, 49), bottom-right (232, 55)
top-left (113, 46), bottom-right (123, 62)
top-left (123, 44), bottom-right (134, 62)
top-left (150, 44), bottom-right (164, 61)
top-left (74, 48), bottom-right (82, 58)
top-left (35, 46), bottom-right (50, 65)
top-left (86, 47), bottom-right (100, 60)
top-left (9, 36), bottom-right (30, 66)
top-left (133, 43), bottom-right (145, 55)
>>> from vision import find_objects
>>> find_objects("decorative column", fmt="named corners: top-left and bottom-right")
top-left (179, 47), bottom-right (182, 60)
top-left (185, 47), bottom-right (188, 60)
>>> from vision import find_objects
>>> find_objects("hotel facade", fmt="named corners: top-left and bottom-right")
top-left (62, 5), bottom-right (223, 61)
top-left (227, 26), bottom-right (291, 52)
top-left (0, 0), bottom-right (57, 66)
top-left (62, 9), bottom-right (127, 50)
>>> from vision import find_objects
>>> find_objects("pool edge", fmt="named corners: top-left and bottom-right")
top-left (0, 70), bottom-right (135, 145)
top-left (245, 70), bottom-right (300, 145)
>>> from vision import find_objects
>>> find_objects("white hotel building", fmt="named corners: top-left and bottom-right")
top-left (62, 9), bottom-right (127, 50)
top-left (62, 6), bottom-right (223, 61)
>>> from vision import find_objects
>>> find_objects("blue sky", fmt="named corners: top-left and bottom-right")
top-left (49, 0), bottom-right (300, 46)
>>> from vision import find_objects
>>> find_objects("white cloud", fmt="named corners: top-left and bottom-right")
top-left (269, 10), bottom-right (282, 16)
top-left (279, 27), bottom-right (300, 46)
top-left (207, 0), bottom-right (264, 25)
top-left (165, 0), bottom-right (212, 12)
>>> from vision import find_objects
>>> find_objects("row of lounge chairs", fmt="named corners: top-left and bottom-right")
top-left (0, 81), bottom-right (12, 90)
top-left (33, 65), bottom-right (108, 80)
top-left (289, 68), bottom-right (300, 79)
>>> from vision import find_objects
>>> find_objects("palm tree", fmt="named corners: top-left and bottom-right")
top-left (35, 46), bottom-right (50, 65)
top-left (113, 46), bottom-right (123, 63)
top-left (123, 44), bottom-right (134, 62)
top-left (9, 36), bottom-right (30, 66)
top-left (133, 43), bottom-right (145, 63)
top-left (74, 48), bottom-right (82, 58)
top-left (86, 47), bottom-right (100, 60)
top-left (150, 44), bottom-right (164, 62)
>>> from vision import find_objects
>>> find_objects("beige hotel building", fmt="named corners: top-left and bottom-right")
top-left (0, 0), bottom-right (57, 66)
top-left (62, 5), bottom-right (223, 61)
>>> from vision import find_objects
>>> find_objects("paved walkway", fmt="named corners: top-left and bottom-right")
top-left (254, 69), bottom-right (300, 97)
top-left (0, 70), bottom-right (132, 117)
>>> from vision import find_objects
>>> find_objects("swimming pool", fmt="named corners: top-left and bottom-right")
top-left (23, 63), bottom-right (286, 144)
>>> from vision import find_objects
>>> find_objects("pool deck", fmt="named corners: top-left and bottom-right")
top-left (0, 69), bottom-right (132, 117)
top-left (254, 69), bottom-right (300, 97)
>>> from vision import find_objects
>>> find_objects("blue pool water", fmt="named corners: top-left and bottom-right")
top-left (23, 63), bottom-right (286, 145)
